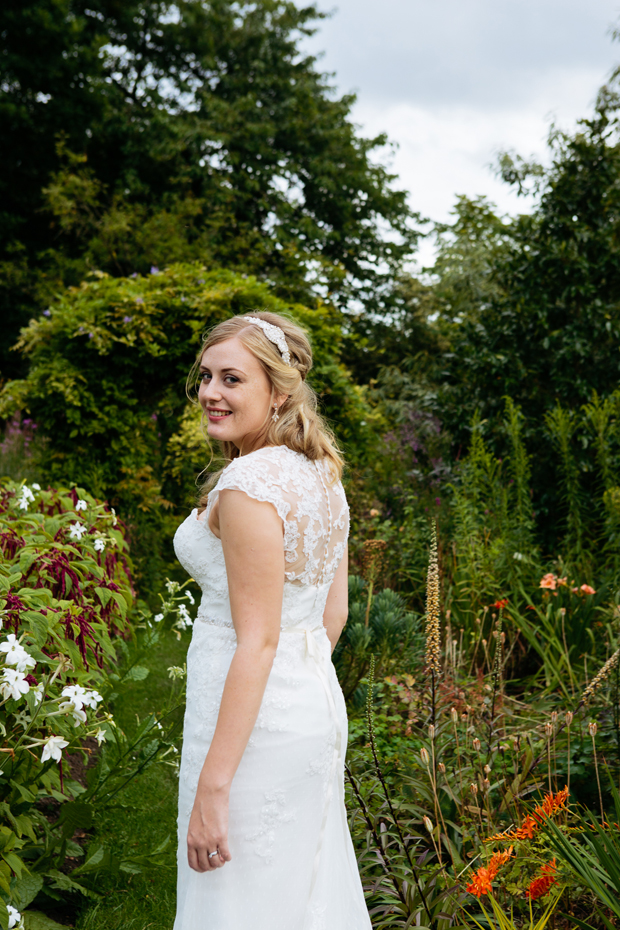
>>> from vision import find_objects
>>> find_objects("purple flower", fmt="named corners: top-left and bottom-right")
top-left (135, 297), bottom-right (143, 304)
top-left (150, 265), bottom-right (159, 275)
top-left (435, 497), bottom-right (441, 506)
top-left (151, 413), bottom-right (158, 421)
top-left (130, 272), bottom-right (138, 278)
top-left (123, 315), bottom-right (133, 323)
top-left (43, 310), bottom-right (51, 317)
top-left (197, 278), bottom-right (204, 284)
top-left (88, 333), bottom-right (94, 339)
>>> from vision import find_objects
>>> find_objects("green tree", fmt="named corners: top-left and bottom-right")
top-left (0, 0), bottom-right (419, 380)
top-left (441, 107), bottom-right (620, 441)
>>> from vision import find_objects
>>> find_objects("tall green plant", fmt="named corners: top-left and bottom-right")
top-left (545, 404), bottom-right (585, 559)
top-left (504, 397), bottom-right (534, 554)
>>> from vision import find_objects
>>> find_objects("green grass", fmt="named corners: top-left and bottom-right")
top-left (75, 632), bottom-right (189, 930)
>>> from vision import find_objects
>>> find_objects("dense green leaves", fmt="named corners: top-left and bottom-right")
top-left (0, 0), bottom-right (419, 380)
top-left (0, 264), bottom-right (376, 583)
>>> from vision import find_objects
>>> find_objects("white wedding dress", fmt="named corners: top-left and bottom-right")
top-left (172, 445), bottom-right (372, 930)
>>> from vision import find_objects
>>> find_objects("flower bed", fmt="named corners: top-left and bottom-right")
top-left (0, 480), bottom-right (133, 929)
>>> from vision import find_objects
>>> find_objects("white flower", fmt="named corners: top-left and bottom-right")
top-left (69, 522), bottom-right (87, 540)
top-left (7, 904), bottom-right (21, 929)
top-left (94, 728), bottom-right (107, 745)
top-left (153, 613), bottom-right (164, 623)
top-left (14, 650), bottom-right (35, 673)
top-left (41, 735), bottom-right (69, 763)
top-left (61, 684), bottom-right (88, 709)
top-left (32, 483), bottom-right (41, 491)
top-left (177, 603), bottom-right (192, 627)
top-left (167, 666), bottom-right (186, 680)
top-left (82, 689), bottom-right (103, 710)
top-left (75, 499), bottom-right (88, 511)
top-left (59, 701), bottom-right (87, 726)
top-left (93, 538), bottom-right (106, 552)
top-left (165, 580), bottom-right (179, 594)
top-left (18, 486), bottom-right (35, 511)
top-left (32, 683), bottom-right (44, 705)
top-left (0, 669), bottom-right (30, 701)
top-left (0, 635), bottom-right (35, 672)
top-left (185, 590), bottom-right (195, 605)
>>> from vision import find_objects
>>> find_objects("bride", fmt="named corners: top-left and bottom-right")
top-left (172, 312), bottom-right (372, 929)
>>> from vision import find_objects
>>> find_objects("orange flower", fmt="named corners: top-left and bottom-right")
top-left (493, 598), bottom-right (509, 609)
top-left (466, 847), bottom-right (513, 897)
top-left (526, 859), bottom-right (557, 900)
top-left (580, 584), bottom-right (596, 595)
top-left (532, 786), bottom-right (569, 824)
top-left (539, 573), bottom-right (557, 590)
top-left (487, 788), bottom-right (568, 843)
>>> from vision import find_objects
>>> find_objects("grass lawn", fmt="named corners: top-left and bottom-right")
top-left (75, 631), bottom-right (189, 930)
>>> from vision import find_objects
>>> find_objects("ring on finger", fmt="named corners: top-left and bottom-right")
top-left (208, 850), bottom-right (219, 859)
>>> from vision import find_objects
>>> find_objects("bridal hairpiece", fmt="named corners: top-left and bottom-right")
top-left (243, 316), bottom-right (291, 366)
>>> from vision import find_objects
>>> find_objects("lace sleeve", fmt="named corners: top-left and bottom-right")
top-left (216, 453), bottom-right (289, 519)
top-left (214, 451), bottom-right (298, 562)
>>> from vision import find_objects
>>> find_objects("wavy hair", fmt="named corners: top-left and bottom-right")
top-left (187, 311), bottom-right (344, 509)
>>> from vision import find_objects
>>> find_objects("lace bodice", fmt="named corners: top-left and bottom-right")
top-left (173, 446), bottom-right (349, 628)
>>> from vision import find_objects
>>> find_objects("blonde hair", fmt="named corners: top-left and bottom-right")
top-left (187, 311), bottom-right (344, 509)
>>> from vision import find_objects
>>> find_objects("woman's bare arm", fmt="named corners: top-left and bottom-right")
top-left (187, 490), bottom-right (284, 873)
top-left (323, 545), bottom-right (348, 653)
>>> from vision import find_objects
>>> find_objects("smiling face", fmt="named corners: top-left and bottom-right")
top-left (198, 336), bottom-right (283, 451)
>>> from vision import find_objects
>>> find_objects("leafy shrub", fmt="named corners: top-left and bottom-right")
top-left (334, 576), bottom-right (422, 705)
top-left (0, 480), bottom-right (132, 927)
top-left (0, 264), bottom-right (378, 589)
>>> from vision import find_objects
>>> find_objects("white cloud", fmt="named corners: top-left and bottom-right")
top-left (303, 0), bottom-right (620, 242)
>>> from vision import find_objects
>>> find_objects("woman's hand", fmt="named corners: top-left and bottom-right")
top-left (187, 784), bottom-right (232, 872)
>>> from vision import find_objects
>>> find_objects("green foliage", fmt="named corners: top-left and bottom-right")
top-left (0, 264), bottom-right (376, 587)
top-left (0, 0), bottom-right (419, 380)
top-left (0, 480), bottom-right (130, 923)
top-left (0, 479), bottom-right (194, 927)
top-left (441, 109), bottom-right (620, 433)
top-left (333, 576), bottom-right (422, 703)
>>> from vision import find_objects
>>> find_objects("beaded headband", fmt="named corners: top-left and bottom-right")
top-left (243, 316), bottom-right (291, 366)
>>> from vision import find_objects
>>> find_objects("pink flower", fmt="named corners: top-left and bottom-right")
top-left (580, 584), bottom-right (596, 595)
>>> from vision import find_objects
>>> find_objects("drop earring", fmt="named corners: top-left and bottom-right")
top-left (272, 402), bottom-right (279, 423)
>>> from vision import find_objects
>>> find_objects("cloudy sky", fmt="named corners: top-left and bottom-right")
top-left (303, 0), bottom-right (620, 260)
